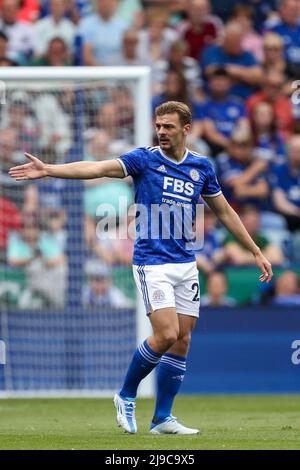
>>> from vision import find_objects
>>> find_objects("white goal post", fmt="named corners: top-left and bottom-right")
top-left (0, 66), bottom-right (154, 398)
top-left (0, 66), bottom-right (151, 148)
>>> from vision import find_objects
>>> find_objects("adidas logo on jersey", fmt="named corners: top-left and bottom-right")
top-left (157, 165), bottom-right (167, 173)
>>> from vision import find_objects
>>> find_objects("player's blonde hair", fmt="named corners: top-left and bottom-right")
top-left (155, 101), bottom-right (192, 127)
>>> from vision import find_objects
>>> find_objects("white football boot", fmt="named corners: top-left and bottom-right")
top-left (113, 393), bottom-right (137, 434)
top-left (150, 416), bottom-right (200, 435)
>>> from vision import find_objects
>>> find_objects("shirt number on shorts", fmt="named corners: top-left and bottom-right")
top-left (191, 282), bottom-right (200, 302)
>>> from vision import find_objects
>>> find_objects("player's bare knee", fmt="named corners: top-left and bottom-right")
top-left (176, 333), bottom-right (192, 354)
top-left (180, 333), bottom-right (192, 347)
top-left (166, 332), bottom-right (179, 347)
top-left (155, 330), bottom-right (179, 350)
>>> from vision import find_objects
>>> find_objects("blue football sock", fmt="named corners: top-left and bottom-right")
top-left (152, 353), bottom-right (186, 425)
top-left (119, 340), bottom-right (161, 399)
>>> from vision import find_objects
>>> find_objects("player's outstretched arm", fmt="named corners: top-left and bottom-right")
top-left (203, 194), bottom-right (273, 283)
top-left (9, 153), bottom-right (125, 181)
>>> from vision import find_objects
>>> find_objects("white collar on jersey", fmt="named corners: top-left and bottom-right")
top-left (158, 147), bottom-right (189, 165)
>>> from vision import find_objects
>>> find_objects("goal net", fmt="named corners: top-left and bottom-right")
top-left (0, 67), bottom-right (152, 397)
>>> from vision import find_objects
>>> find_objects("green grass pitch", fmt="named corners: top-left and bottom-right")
top-left (0, 396), bottom-right (299, 450)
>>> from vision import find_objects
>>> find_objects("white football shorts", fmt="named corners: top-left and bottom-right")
top-left (133, 261), bottom-right (200, 318)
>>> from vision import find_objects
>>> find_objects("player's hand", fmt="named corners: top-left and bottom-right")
top-left (9, 153), bottom-right (47, 181)
top-left (254, 250), bottom-right (273, 283)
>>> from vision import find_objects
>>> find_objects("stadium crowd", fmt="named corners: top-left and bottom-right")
top-left (1, 0), bottom-right (300, 308)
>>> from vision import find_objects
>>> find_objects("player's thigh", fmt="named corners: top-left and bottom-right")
top-left (149, 306), bottom-right (179, 339)
top-left (177, 313), bottom-right (197, 338)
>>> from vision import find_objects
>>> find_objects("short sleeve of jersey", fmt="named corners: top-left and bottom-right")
top-left (117, 147), bottom-right (149, 179)
top-left (201, 159), bottom-right (222, 198)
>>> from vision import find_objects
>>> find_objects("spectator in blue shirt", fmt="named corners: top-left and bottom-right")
top-left (7, 212), bottom-right (67, 307)
top-left (210, 0), bottom-right (277, 32)
top-left (193, 207), bottom-right (225, 275)
top-left (201, 21), bottom-right (263, 99)
top-left (202, 271), bottom-right (237, 307)
top-left (216, 129), bottom-right (270, 211)
top-left (83, 259), bottom-right (134, 309)
top-left (271, 270), bottom-right (300, 306)
top-left (198, 67), bottom-right (249, 156)
top-left (40, 0), bottom-right (92, 21)
top-left (271, 134), bottom-right (300, 231)
top-left (251, 101), bottom-right (287, 164)
top-left (78, 0), bottom-right (129, 65)
top-left (266, 0), bottom-right (300, 70)
top-left (223, 205), bottom-right (284, 266)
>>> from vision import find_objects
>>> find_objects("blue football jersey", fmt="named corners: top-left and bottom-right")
top-left (118, 146), bottom-right (222, 266)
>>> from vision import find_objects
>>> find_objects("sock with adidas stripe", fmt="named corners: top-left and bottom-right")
top-left (119, 340), bottom-right (161, 400)
top-left (152, 353), bottom-right (186, 425)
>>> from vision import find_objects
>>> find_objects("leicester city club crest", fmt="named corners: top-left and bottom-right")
top-left (190, 169), bottom-right (200, 182)
top-left (152, 290), bottom-right (165, 302)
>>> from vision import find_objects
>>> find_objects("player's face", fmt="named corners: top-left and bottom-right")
top-left (155, 113), bottom-right (190, 153)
